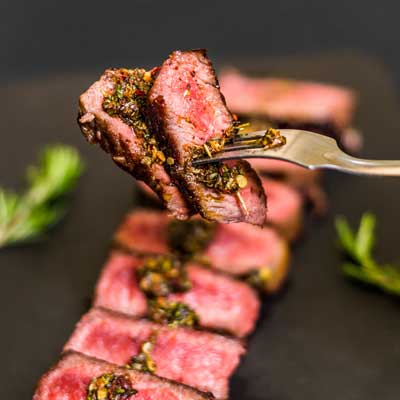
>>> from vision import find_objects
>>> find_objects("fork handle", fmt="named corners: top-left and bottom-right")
top-left (325, 151), bottom-right (400, 176)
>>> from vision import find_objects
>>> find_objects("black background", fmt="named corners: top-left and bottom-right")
top-left (2, 1), bottom-right (400, 399)
top-left (1, 0), bottom-right (400, 85)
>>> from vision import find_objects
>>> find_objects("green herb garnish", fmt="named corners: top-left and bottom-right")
top-left (103, 68), bottom-right (154, 129)
top-left (87, 373), bottom-right (137, 400)
top-left (167, 219), bottom-right (216, 258)
top-left (335, 213), bottom-right (400, 295)
top-left (137, 256), bottom-right (191, 297)
top-left (103, 68), bottom-right (165, 166)
top-left (148, 298), bottom-right (199, 328)
top-left (128, 333), bottom-right (157, 373)
top-left (192, 162), bottom-right (248, 194)
top-left (0, 145), bottom-right (84, 248)
top-left (256, 128), bottom-right (287, 148)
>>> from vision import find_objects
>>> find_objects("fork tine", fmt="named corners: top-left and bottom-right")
top-left (192, 147), bottom-right (293, 166)
top-left (192, 129), bottom-right (330, 167)
top-left (218, 129), bottom-right (286, 152)
top-left (219, 142), bottom-right (264, 152)
top-left (229, 130), bottom-right (268, 143)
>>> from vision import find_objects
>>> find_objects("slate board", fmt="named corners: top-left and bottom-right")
top-left (1, 52), bottom-right (400, 399)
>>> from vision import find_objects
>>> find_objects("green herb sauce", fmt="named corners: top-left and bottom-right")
top-left (137, 256), bottom-right (191, 297)
top-left (103, 68), bottom-right (165, 166)
top-left (167, 219), bottom-right (216, 258)
top-left (86, 373), bottom-right (137, 400)
top-left (192, 162), bottom-right (248, 194)
top-left (257, 127), bottom-right (287, 148)
top-left (148, 298), bottom-right (199, 328)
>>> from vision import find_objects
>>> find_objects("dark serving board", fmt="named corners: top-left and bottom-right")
top-left (1, 52), bottom-right (400, 399)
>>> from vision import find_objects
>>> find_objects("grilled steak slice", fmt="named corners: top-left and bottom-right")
top-left (219, 68), bottom-right (360, 150)
top-left (261, 177), bottom-right (303, 241)
top-left (200, 222), bottom-right (290, 293)
top-left (33, 351), bottom-right (211, 400)
top-left (78, 68), bottom-right (191, 219)
top-left (65, 308), bottom-right (245, 398)
top-left (94, 252), bottom-right (260, 337)
top-left (114, 209), bottom-right (171, 255)
top-left (252, 158), bottom-right (327, 214)
top-left (149, 50), bottom-right (266, 224)
top-left (114, 209), bottom-right (289, 293)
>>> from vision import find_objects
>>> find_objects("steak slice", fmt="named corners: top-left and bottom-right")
top-left (94, 252), bottom-right (260, 337)
top-left (149, 50), bottom-right (266, 225)
top-left (261, 177), bottom-right (303, 241)
top-left (200, 223), bottom-right (290, 293)
top-left (65, 308), bottom-right (245, 399)
top-left (114, 209), bottom-right (289, 293)
top-left (219, 68), bottom-right (360, 150)
top-left (78, 68), bottom-right (190, 219)
top-left (114, 209), bottom-right (171, 255)
top-left (33, 351), bottom-right (211, 400)
top-left (252, 158), bottom-right (327, 214)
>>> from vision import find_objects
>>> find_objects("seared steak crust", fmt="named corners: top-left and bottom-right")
top-left (78, 69), bottom-right (190, 219)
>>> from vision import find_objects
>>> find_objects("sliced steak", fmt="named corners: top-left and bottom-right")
top-left (33, 351), bottom-right (211, 400)
top-left (78, 68), bottom-right (190, 219)
top-left (261, 177), bottom-right (303, 241)
top-left (114, 209), bottom-right (170, 255)
top-left (94, 252), bottom-right (260, 337)
top-left (65, 308), bottom-right (244, 399)
top-left (200, 223), bottom-right (290, 293)
top-left (114, 209), bottom-right (289, 292)
top-left (219, 68), bottom-right (359, 150)
top-left (252, 158), bottom-right (327, 214)
top-left (149, 50), bottom-right (266, 224)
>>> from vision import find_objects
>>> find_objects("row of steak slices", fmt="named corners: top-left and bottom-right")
top-left (34, 208), bottom-right (292, 399)
top-left (34, 50), bottom-right (358, 399)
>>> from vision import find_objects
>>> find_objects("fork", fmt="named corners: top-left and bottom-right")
top-left (192, 129), bottom-right (400, 176)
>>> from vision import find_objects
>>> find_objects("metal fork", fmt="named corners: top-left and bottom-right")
top-left (192, 129), bottom-right (400, 176)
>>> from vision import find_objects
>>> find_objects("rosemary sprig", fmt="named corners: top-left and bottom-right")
top-left (0, 145), bottom-right (84, 248)
top-left (335, 213), bottom-right (400, 295)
